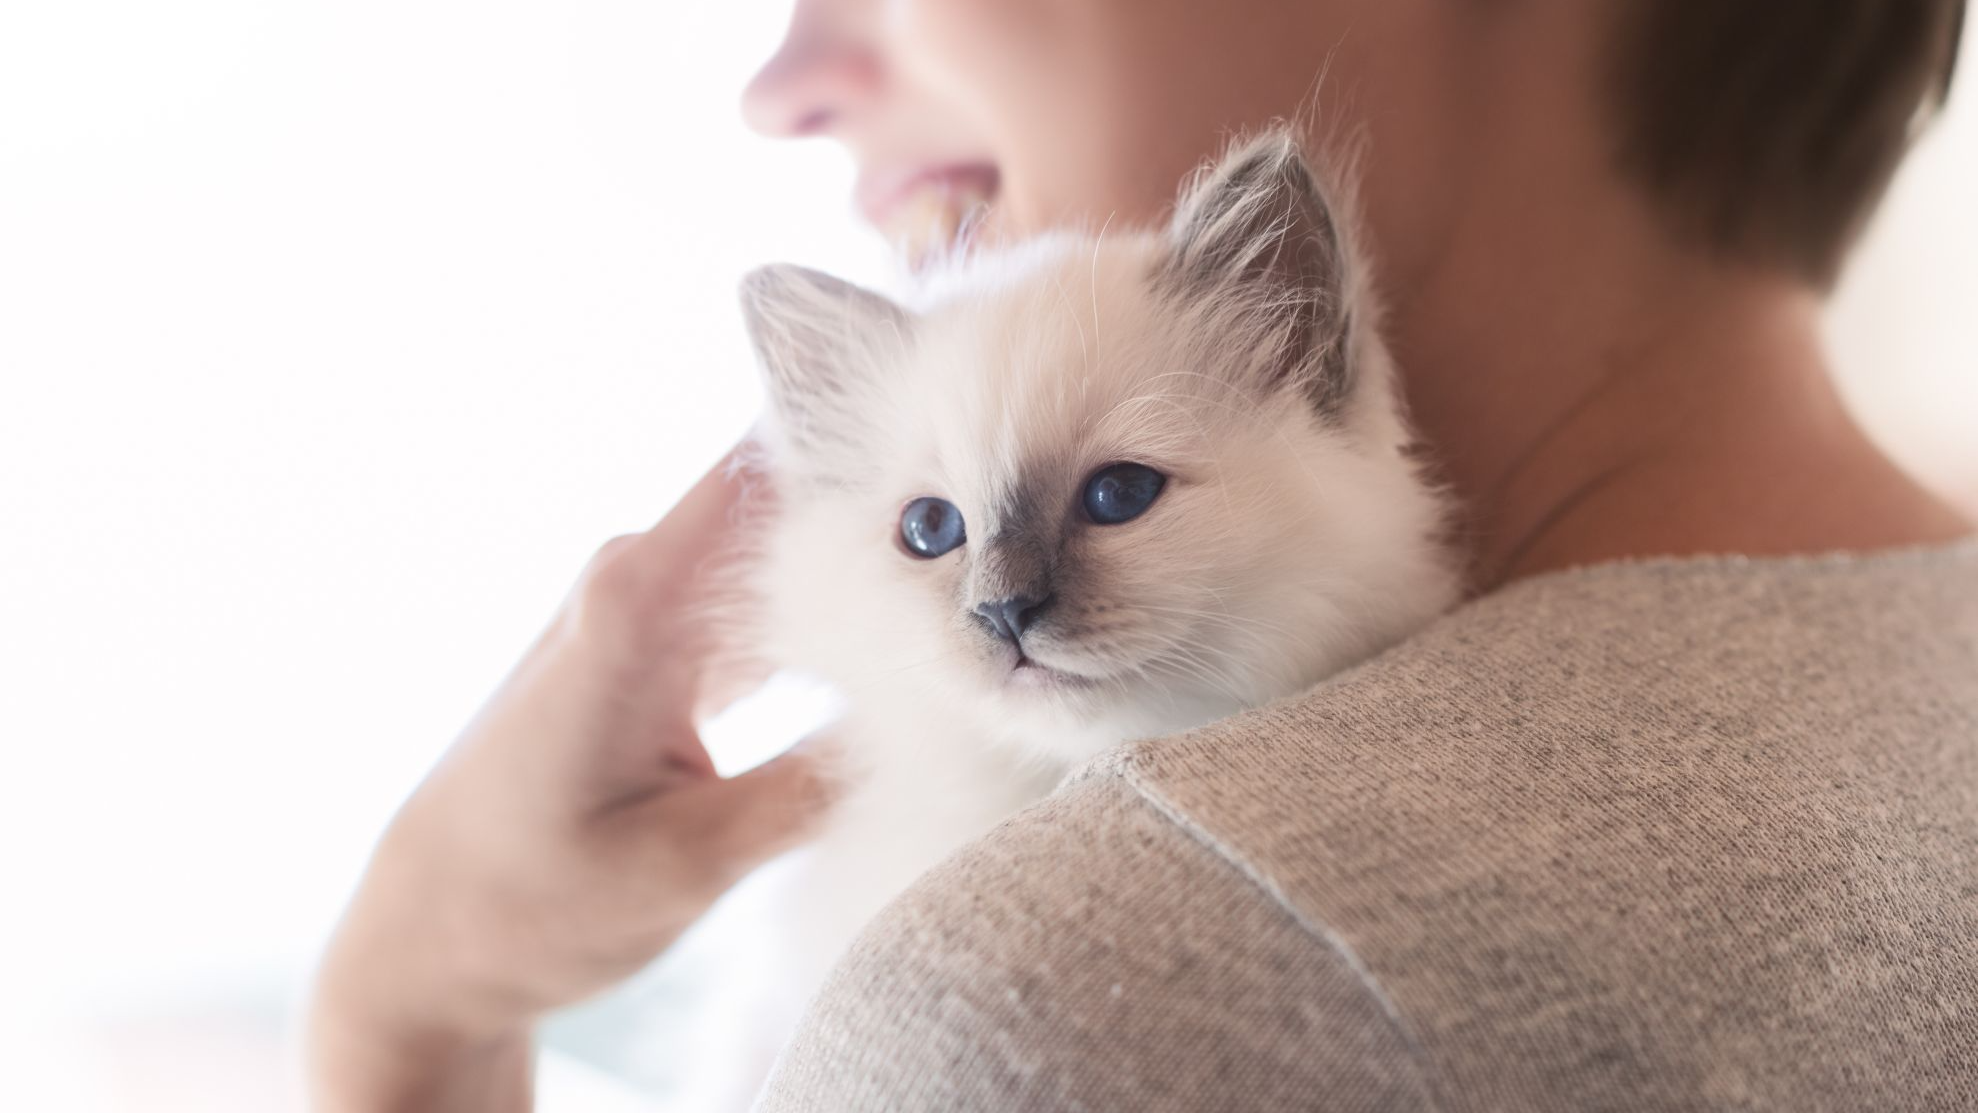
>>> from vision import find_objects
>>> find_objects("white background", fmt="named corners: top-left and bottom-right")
top-left (0, 3), bottom-right (1972, 1110)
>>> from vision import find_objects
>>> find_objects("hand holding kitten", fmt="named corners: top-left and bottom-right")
top-left (306, 452), bottom-right (832, 1113)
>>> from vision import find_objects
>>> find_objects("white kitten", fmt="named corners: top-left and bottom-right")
top-left (692, 130), bottom-right (1459, 1106)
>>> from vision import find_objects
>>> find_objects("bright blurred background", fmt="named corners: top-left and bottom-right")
top-left (0, 3), bottom-right (1972, 1110)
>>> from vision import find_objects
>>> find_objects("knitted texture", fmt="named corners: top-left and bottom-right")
top-left (755, 539), bottom-right (1978, 1111)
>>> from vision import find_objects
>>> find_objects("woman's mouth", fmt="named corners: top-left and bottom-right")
top-left (856, 163), bottom-right (1000, 269)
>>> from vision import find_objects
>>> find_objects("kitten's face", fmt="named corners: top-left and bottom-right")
top-left (745, 136), bottom-right (1453, 761)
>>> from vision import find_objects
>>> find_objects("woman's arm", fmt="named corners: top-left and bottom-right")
top-left (307, 453), bottom-right (829, 1112)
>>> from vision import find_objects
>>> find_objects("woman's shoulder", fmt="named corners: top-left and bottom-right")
top-left (1119, 532), bottom-right (1978, 793)
top-left (758, 538), bottom-right (1978, 1110)
top-left (753, 768), bottom-right (1439, 1111)
top-left (1099, 533), bottom-right (1978, 836)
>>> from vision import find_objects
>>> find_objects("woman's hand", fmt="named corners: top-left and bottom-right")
top-left (307, 452), bottom-right (827, 1113)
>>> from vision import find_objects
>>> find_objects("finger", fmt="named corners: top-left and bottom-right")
top-left (626, 441), bottom-right (773, 576)
top-left (565, 442), bottom-right (772, 669)
top-left (669, 741), bottom-right (842, 896)
top-left (692, 649), bottom-right (778, 724)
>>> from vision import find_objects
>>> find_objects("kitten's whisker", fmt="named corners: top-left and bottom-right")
top-left (1087, 212), bottom-right (1114, 369)
top-left (1142, 638), bottom-right (1254, 706)
top-left (1048, 270), bottom-right (1092, 382)
top-left (840, 651), bottom-right (961, 695)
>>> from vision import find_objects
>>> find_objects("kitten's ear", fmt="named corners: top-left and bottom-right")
top-left (739, 264), bottom-right (912, 471)
top-left (1163, 130), bottom-right (1355, 417)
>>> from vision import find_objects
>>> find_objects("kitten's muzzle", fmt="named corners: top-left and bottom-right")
top-left (972, 593), bottom-right (1054, 645)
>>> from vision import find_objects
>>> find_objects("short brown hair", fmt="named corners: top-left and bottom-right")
top-left (1606, 0), bottom-right (1966, 287)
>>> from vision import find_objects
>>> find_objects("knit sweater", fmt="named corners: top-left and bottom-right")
top-left (752, 539), bottom-right (1978, 1112)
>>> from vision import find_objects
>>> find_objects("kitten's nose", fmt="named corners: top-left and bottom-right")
top-left (973, 594), bottom-right (1051, 644)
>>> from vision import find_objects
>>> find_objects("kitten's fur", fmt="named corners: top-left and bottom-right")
top-left (695, 130), bottom-right (1458, 1105)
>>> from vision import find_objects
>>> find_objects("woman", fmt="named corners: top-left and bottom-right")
top-left (309, 1), bottom-right (1976, 1109)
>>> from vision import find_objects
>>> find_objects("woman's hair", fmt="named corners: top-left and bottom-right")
top-left (1606, 0), bottom-right (1966, 287)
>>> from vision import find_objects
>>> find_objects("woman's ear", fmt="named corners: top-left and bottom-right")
top-left (1162, 130), bottom-right (1355, 419)
top-left (739, 264), bottom-right (913, 475)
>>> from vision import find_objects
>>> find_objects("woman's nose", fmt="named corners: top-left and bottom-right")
top-left (741, 0), bottom-right (882, 139)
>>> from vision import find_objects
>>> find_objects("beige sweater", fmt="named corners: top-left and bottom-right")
top-left (754, 540), bottom-right (1978, 1112)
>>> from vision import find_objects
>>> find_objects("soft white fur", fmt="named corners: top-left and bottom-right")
top-left (683, 131), bottom-right (1460, 1107)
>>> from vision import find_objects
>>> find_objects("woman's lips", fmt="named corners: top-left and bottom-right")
top-left (856, 163), bottom-right (1000, 266)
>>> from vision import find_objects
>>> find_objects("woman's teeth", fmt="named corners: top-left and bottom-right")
top-left (888, 180), bottom-right (994, 270)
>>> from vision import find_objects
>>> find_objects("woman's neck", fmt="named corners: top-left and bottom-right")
top-left (1385, 191), bottom-right (1973, 591)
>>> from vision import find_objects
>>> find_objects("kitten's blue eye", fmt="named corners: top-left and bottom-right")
top-left (900, 496), bottom-right (965, 558)
top-left (1082, 463), bottom-right (1166, 525)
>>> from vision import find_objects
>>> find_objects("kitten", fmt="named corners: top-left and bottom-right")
top-left (695, 130), bottom-right (1459, 1106)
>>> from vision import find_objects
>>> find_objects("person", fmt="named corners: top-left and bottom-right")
top-left (307, 1), bottom-right (1978, 1109)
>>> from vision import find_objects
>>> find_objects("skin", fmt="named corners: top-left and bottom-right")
top-left (308, 459), bottom-right (831, 1113)
top-left (309, 0), bottom-right (1974, 1108)
top-left (742, 0), bottom-right (1969, 583)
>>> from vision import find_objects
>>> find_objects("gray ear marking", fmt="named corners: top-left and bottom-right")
top-left (1163, 130), bottom-right (1355, 418)
top-left (739, 264), bottom-right (911, 468)
top-left (739, 264), bottom-right (910, 403)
